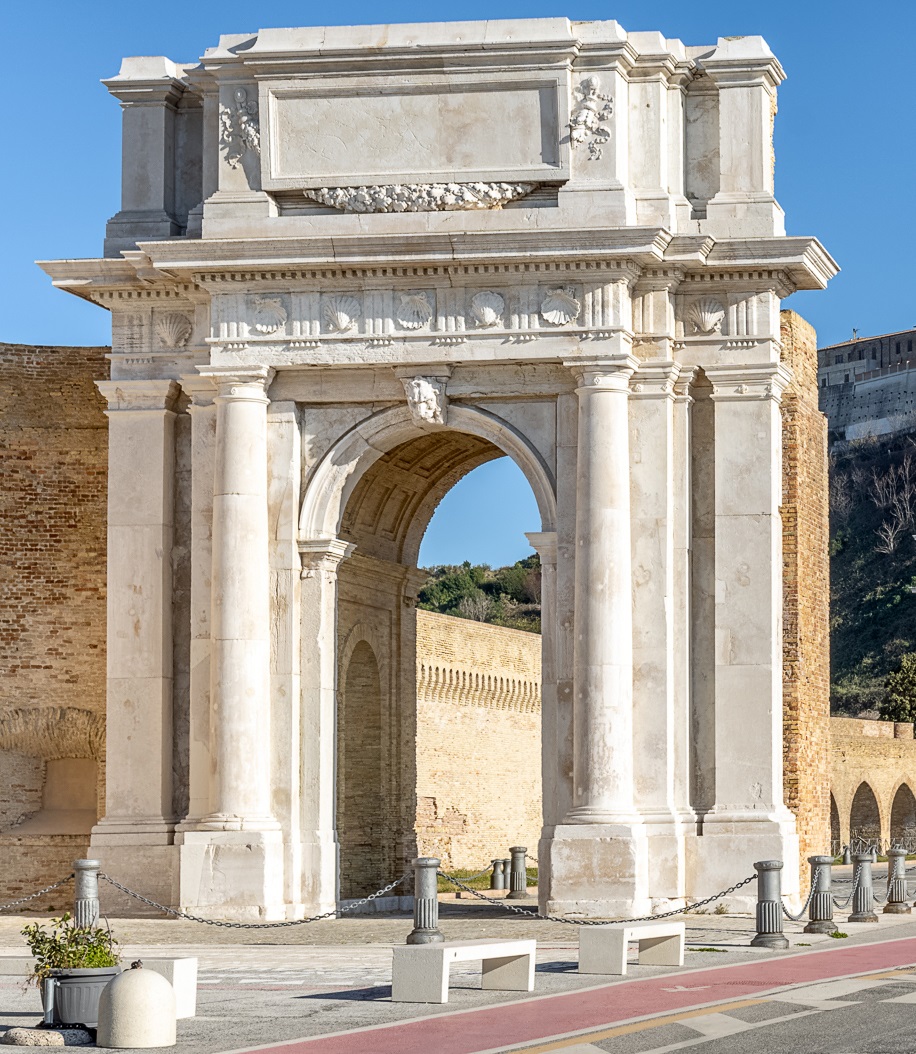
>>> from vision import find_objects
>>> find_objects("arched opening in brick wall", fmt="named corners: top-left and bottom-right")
top-left (850, 782), bottom-right (881, 845)
top-left (891, 784), bottom-right (916, 849)
top-left (830, 793), bottom-right (840, 853)
top-left (337, 639), bottom-right (384, 898)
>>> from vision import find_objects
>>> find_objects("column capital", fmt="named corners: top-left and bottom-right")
top-left (705, 362), bottom-right (792, 403)
top-left (565, 355), bottom-right (639, 392)
top-left (630, 361), bottom-right (681, 399)
top-left (525, 531), bottom-right (557, 566)
top-left (299, 538), bottom-right (356, 578)
top-left (198, 365), bottom-right (275, 403)
top-left (179, 373), bottom-right (217, 408)
top-left (673, 365), bottom-right (699, 401)
top-left (95, 379), bottom-right (182, 413)
top-left (700, 36), bottom-right (786, 92)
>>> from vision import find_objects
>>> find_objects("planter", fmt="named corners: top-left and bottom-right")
top-left (49, 967), bottom-right (122, 1028)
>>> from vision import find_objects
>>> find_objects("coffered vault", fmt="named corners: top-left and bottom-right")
top-left (40, 17), bottom-right (836, 918)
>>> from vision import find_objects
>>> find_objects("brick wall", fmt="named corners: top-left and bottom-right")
top-left (780, 311), bottom-right (832, 867)
top-left (415, 610), bottom-right (542, 870)
top-left (0, 343), bottom-right (108, 902)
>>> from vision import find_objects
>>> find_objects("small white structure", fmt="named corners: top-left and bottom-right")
top-left (579, 920), bottom-right (686, 975)
top-left (96, 968), bottom-right (176, 1048)
top-left (140, 959), bottom-right (197, 1019)
top-left (392, 939), bottom-right (536, 1003)
top-left (40, 16), bottom-right (837, 921)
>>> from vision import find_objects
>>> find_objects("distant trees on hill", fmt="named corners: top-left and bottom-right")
top-left (418, 556), bottom-right (541, 633)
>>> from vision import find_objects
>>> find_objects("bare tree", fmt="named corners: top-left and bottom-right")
top-left (457, 591), bottom-right (493, 622)
top-left (876, 517), bottom-right (906, 554)
top-left (829, 471), bottom-right (854, 524)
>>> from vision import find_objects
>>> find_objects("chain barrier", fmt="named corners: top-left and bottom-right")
top-left (0, 875), bottom-right (74, 913)
top-left (833, 864), bottom-right (861, 909)
top-left (781, 866), bottom-right (819, 921)
top-left (98, 872), bottom-right (410, 929)
top-left (438, 870), bottom-right (756, 926)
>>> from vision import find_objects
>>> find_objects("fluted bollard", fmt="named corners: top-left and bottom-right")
top-left (490, 859), bottom-right (505, 891)
top-left (842, 845), bottom-right (851, 865)
top-left (750, 860), bottom-right (789, 949)
top-left (506, 846), bottom-right (530, 900)
top-left (73, 859), bottom-right (101, 928)
top-left (849, 852), bottom-right (879, 922)
top-left (803, 855), bottom-right (835, 934)
top-left (884, 847), bottom-right (911, 914)
top-left (501, 858), bottom-right (511, 888)
top-left (406, 857), bottom-right (444, 945)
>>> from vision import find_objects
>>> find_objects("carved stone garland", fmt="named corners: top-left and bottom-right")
top-left (303, 182), bottom-right (536, 214)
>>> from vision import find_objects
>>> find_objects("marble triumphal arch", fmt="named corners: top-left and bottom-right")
top-left (41, 17), bottom-right (836, 918)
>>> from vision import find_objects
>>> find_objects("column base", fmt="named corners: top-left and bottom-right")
top-left (687, 815), bottom-right (799, 913)
top-left (175, 829), bottom-right (286, 921)
top-left (702, 195), bottom-right (786, 238)
top-left (88, 825), bottom-right (178, 916)
top-left (642, 812), bottom-right (689, 909)
top-left (539, 823), bottom-right (651, 918)
top-left (300, 830), bottom-right (340, 915)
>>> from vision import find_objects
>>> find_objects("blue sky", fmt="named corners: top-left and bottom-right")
top-left (5, 1), bottom-right (913, 566)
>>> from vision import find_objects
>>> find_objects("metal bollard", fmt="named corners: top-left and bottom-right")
top-left (42, 978), bottom-right (56, 1025)
top-left (489, 859), bottom-right (505, 891)
top-left (73, 858), bottom-right (101, 928)
top-left (506, 846), bottom-right (530, 900)
top-left (406, 857), bottom-right (444, 945)
top-left (842, 844), bottom-right (851, 865)
top-left (871, 845), bottom-right (879, 864)
top-left (501, 858), bottom-right (511, 888)
top-left (803, 855), bottom-right (835, 934)
top-left (884, 847), bottom-right (911, 914)
top-left (849, 852), bottom-right (879, 922)
top-left (750, 860), bottom-right (789, 949)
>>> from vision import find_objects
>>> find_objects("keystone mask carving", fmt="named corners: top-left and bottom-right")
top-left (403, 376), bottom-right (447, 426)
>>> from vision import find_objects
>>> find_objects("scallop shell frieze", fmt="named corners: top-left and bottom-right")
top-left (251, 296), bottom-right (288, 335)
top-left (396, 293), bottom-right (433, 330)
top-left (540, 289), bottom-right (581, 327)
top-left (687, 297), bottom-right (726, 336)
top-left (154, 312), bottom-right (192, 349)
top-left (322, 295), bottom-right (361, 334)
top-left (469, 291), bottom-right (505, 328)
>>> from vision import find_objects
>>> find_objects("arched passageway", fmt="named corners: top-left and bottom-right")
top-left (830, 793), bottom-right (841, 853)
top-left (891, 784), bottom-right (916, 849)
top-left (337, 640), bottom-right (383, 897)
top-left (850, 782), bottom-right (881, 846)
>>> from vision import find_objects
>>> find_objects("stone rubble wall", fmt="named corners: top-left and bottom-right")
top-left (779, 311), bottom-right (832, 870)
top-left (415, 610), bottom-right (542, 871)
top-left (0, 343), bottom-right (108, 908)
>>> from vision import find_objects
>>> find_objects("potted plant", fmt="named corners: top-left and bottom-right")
top-left (22, 913), bottom-right (121, 1028)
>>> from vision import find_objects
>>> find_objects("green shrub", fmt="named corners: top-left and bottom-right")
top-left (22, 913), bottom-right (120, 986)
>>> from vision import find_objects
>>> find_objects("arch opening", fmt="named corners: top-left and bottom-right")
top-left (891, 784), bottom-right (916, 851)
top-left (830, 793), bottom-right (841, 855)
top-left (850, 782), bottom-right (881, 849)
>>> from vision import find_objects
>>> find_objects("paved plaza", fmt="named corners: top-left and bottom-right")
top-left (3, 893), bottom-right (916, 1053)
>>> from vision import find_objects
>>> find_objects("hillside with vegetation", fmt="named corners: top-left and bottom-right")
top-left (830, 433), bottom-right (916, 714)
top-left (418, 556), bottom-right (541, 633)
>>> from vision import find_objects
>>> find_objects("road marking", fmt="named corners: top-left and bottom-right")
top-left (662, 985), bottom-right (711, 992)
top-left (679, 1012), bottom-right (756, 1038)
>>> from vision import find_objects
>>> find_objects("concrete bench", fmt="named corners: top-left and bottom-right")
top-left (579, 920), bottom-right (685, 975)
top-left (0, 956), bottom-right (198, 1018)
top-left (392, 939), bottom-right (536, 1003)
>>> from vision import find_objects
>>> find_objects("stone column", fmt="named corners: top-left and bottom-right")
top-left (702, 37), bottom-right (786, 237)
top-left (177, 366), bottom-right (283, 920)
top-left (629, 362), bottom-right (686, 906)
top-left (299, 539), bottom-right (355, 914)
top-left (547, 356), bottom-right (649, 917)
top-left (91, 380), bottom-right (181, 903)
top-left (690, 361), bottom-right (799, 905)
top-left (175, 375), bottom-right (216, 827)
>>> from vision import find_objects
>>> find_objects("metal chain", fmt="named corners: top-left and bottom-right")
top-left (833, 864), bottom-right (861, 909)
top-left (98, 872), bottom-right (410, 929)
top-left (781, 866), bottom-right (820, 921)
top-left (0, 875), bottom-right (74, 913)
top-left (438, 870), bottom-right (756, 926)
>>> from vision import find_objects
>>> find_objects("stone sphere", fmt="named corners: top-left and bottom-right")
top-left (96, 968), bottom-right (176, 1048)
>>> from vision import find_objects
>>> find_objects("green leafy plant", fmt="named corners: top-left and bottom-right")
top-left (690, 947), bottom-right (727, 953)
top-left (879, 653), bottom-right (916, 722)
top-left (21, 914), bottom-right (120, 986)
top-left (828, 930), bottom-right (849, 939)
top-left (714, 903), bottom-right (728, 915)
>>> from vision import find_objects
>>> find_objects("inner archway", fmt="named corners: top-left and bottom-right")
top-left (891, 784), bottom-right (916, 849)
top-left (830, 793), bottom-right (841, 854)
top-left (331, 419), bottom-right (551, 886)
top-left (850, 782), bottom-right (881, 847)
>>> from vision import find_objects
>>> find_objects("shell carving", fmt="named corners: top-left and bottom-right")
top-left (687, 298), bottom-right (726, 335)
top-left (154, 312), bottom-right (192, 349)
top-left (251, 296), bottom-right (287, 334)
top-left (322, 295), bottom-right (361, 334)
top-left (469, 291), bottom-right (505, 328)
top-left (540, 288), bottom-right (580, 327)
top-left (396, 293), bottom-right (433, 330)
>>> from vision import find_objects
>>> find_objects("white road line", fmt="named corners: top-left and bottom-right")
top-left (679, 1012), bottom-right (757, 1038)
